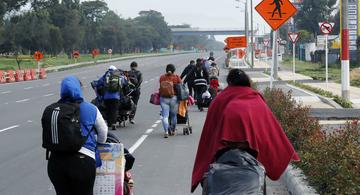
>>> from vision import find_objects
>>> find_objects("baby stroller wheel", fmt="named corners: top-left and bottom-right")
top-left (189, 127), bottom-right (193, 134)
top-left (183, 128), bottom-right (186, 135)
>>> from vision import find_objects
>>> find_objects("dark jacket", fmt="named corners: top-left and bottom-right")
top-left (180, 64), bottom-right (195, 81)
top-left (128, 69), bottom-right (143, 89)
top-left (184, 65), bottom-right (209, 84)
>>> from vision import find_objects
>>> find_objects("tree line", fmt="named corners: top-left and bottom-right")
top-left (0, 0), bottom-right (223, 57)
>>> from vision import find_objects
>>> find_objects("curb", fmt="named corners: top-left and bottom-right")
top-left (45, 52), bottom-right (194, 73)
top-left (280, 164), bottom-right (319, 195)
top-left (285, 83), bottom-right (343, 109)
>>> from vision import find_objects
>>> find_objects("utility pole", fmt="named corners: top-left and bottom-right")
top-left (245, 0), bottom-right (249, 55)
top-left (341, 0), bottom-right (350, 100)
top-left (250, 0), bottom-right (254, 69)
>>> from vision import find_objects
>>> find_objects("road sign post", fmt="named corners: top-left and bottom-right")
top-left (288, 32), bottom-right (301, 82)
top-left (319, 21), bottom-right (335, 89)
top-left (34, 51), bottom-right (44, 78)
top-left (263, 39), bottom-right (270, 71)
top-left (256, 0), bottom-right (297, 89)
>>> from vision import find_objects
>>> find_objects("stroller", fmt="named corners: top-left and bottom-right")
top-left (177, 100), bottom-right (193, 135)
top-left (91, 80), bottom-right (136, 128)
top-left (194, 78), bottom-right (212, 111)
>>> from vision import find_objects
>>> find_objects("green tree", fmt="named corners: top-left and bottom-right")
top-left (134, 10), bottom-right (171, 50)
top-left (295, 0), bottom-right (337, 36)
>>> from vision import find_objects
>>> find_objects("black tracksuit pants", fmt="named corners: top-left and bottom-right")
top-left (104, 99), bottom-right (119, 126)
top-left (48, 153), bottom-right (96, 195)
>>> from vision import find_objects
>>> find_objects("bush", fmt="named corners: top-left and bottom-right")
top-left (263, 88), bottom-right (321, 150)
top-left (300, 122), bottom-right (360, 194)
top-left (263, 88), bottom-right (360, 194)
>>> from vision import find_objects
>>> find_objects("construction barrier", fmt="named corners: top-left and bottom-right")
top-left (15, 70), bottom-right (24, 82)
top-left (0, 70), bottom-right (6, 84)
top-left (23, 69), bottom-right (32, 81)
top-left (39, 68), bottom-right (47, 79)
top-left (30, 69), bottom-right (37, 80)
top-left (6, 70), bottom-right (15, 83)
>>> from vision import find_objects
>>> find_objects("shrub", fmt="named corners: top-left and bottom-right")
top-left (300, 122), bottom-right (360, 194)
top-left (262, 88), bottom-right (321, 150)
top-left (263, 88), bottom-right (360, 194)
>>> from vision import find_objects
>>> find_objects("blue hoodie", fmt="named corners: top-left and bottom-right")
top-left (60, 76), bottom-right (108, 161)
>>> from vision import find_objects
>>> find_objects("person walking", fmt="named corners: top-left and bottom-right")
top-left (98, 65), bottom-right (126, 130)
top-left (180, 60), bottom-right (196, 97)
top-left (159, 64), bottom-right (182, 138)
top-left (184, 59), bottom-right (209, 111)
top-left (127, 61), bottom-right (143, 124)
top-left (44, 76), bottom-right (108, 195)
top-left (191, 69), bottom-right (300, 194)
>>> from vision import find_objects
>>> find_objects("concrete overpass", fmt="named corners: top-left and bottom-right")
top-left (171, 28), bottom-right (247, 36)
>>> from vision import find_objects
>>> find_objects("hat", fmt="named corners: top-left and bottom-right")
top-left (108, 65), bottom-right (117, 70)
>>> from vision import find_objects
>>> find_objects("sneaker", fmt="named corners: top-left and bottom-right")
top-left (164, 132), bottom-right (169, 138)
top-left (129, 119), bottom-right (135, 124)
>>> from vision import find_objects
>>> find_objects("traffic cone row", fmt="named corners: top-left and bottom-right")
top-left (0, 68), bottom-right (47, 84)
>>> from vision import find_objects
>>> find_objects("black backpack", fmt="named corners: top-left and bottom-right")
top-left (41, 102), bottom-right (93, 159)
top-left (105, 70), bottom-right (121, 92)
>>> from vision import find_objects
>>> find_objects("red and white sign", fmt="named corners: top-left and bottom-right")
top-left (288, 32), bottom-right (301, 43)
top-left (108, 49), bottom-right (113, 54)
top-left (263, 39), bottom-right (270, 47)
top-left (319, 22), bottom-right (335, 35)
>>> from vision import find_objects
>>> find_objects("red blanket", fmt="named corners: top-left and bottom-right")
top-left (191, 86), bottom-right (300, 192)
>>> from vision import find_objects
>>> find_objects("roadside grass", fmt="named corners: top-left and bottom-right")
top-left (0, 53), bottom-right (143, 70)
top-left (289, 81), bottom-right (353, 108)
top-left (281, 57), bottom-right (342, 83)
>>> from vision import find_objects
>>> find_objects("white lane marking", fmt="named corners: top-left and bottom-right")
top-left (144, 81), bottom-right (149, 84)
top-left (42, 83), bottom-right (50, 87)
top-left (152, 124), bottom-right (158, 128)
top-left (44, 93), bottom-right (54, 97)
top-left (4, 102), bottom-right (9, 105)
top-left (155, 120), bottom-right (161, 124)
top-left (150, 78), bottom-right (155, 81)
top-left (145, 129), bottom-right (154, 134)
top-left (16, 99), bottom-right (30, 103)
top-left (128, 135), bottom-right (148, 154)
top-left (24, 87), bottom-right (33, 90)
top-left (1, 91), bottom-right (11, 94)
top-left (27, 120), bottom-right (33, 123)
top-left (0, 125), bottom-right (20, 133)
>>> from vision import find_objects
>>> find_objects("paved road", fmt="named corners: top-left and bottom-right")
top-left (0, 53), bottom-right (291, 195)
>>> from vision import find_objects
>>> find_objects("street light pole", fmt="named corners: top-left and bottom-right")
top-left (250, 0), bottom-right (254, 69)
top-left (341, 0), bottom-right (350, 100)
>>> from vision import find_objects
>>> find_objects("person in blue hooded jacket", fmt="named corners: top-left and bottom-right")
top-left (97, 65), bottom-right (127, 130)
top-left (47, 76), bottom-right (108, 195)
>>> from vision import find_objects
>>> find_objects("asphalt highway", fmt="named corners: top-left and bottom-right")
top-left (0, 53), bottom-right (301, 195)
top-left (0, 53), bottom-right (209, 195)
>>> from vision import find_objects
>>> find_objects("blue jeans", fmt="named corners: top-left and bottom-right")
top-left (160, 96), bottom-right (178, 133)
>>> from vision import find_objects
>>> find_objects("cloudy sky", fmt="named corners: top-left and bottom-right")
top-left (104, 0), bottom-right (271, 41)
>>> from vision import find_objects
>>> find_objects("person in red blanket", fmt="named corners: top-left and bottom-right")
top-left (191, 69), bottom-right (300, 194)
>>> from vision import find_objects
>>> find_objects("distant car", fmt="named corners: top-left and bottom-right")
top-left (228, 56), bottom-right (249, 69)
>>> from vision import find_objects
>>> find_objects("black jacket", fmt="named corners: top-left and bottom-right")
top-left (181, 64), bottom-right (195, 80)
top-left (128, 69), bottom-right (143, 89)
top-left (184, 65), bottom-right (209, 84)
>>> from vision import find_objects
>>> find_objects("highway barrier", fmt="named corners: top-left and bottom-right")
top-left (39, 68), bottom-right (47, 79)
top-left (0, 70), bottom-right (6, 83)
top-left (0, 69), bottom-right (48, 84)
top-left (24, 69), bottom-right (32, 81)
top-left (6, 70), bottom-right (16, 83)
top-left (15, 70), bottom-right (24, 82)
top-left (30, 69), bottom-right (37, 80)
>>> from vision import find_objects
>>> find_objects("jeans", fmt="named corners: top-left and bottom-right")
top-left (160, 96), bottom-right (178, 133)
